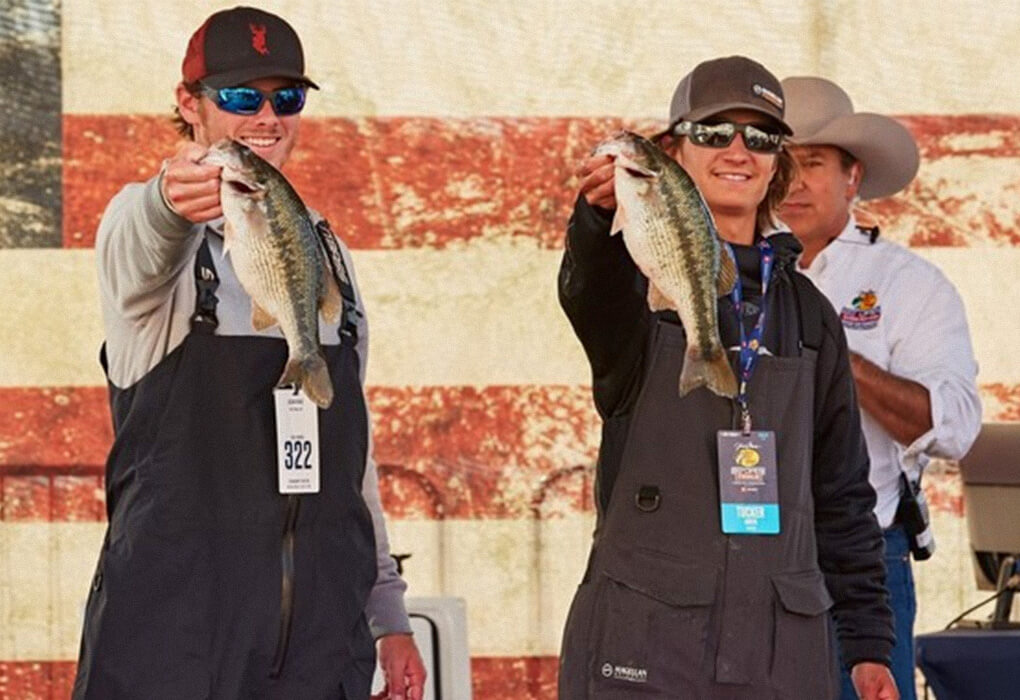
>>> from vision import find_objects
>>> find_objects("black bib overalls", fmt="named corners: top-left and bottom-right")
top-left (73, 234), bottom-right (377, 699)
top-left (559, 310), bottom-right (838, 698)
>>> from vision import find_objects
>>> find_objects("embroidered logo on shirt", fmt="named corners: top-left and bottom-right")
top-left (841, 289), bottom-right (881, 330)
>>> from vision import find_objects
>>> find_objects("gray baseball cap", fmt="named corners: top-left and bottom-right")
top-left (669, 56), bottom-right (792, 135)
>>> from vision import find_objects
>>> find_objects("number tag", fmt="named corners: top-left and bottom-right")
top-left (273, 387), bottom-right (321, 494)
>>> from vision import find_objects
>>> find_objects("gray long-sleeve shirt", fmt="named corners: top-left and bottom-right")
top-left (96, 175), bottom-right (411, 638)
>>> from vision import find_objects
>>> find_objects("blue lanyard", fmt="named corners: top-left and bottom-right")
top-left (728, 239), bottom-right (775, 433)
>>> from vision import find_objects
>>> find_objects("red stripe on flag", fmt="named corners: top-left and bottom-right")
top-left (0, 662), bottom-right (76, 700)
top-left (0, 385), bottom-right (599, 521)
top-left (0, 658), bottom-right (561, 699)
top-left (62, 115), bottom-right (1020, 249)
top-left (2, 385), bottom-right (1017, 521)
top-left (471, 655), bottom-right (559, 698)
top-left (0, 387), bottom-right (112, 469)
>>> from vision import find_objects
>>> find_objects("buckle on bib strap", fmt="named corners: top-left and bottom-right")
top-left (635, 485), bottom-right (661, 512)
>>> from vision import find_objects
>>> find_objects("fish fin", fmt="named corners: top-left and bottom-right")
top-left (678, 347), bottom-right (738, 399)
top-left (646, 281), bottom-right (672, 311)
top-left (221, 219), bottom-right (233, 255)
top-left (609, 206), bottom-right (626, 236)
top-left (279, 354), bottom-right (334, 410)
top-left (717, 242), bottom-right (738, 296)
top-left (251, 301), bottom-right (278, 331)
top-left (319, 267), bottom-right (343, 324)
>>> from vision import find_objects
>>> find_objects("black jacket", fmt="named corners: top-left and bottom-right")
top-left (559, 196), bottom-right (894, 668)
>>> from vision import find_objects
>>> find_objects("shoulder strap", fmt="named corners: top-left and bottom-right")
top-left (314, 220), bottom-right (361, 343)
top-left (790, 272), bottom-right (823, 351)
top-left (190, 236), bottom-right (220, 334)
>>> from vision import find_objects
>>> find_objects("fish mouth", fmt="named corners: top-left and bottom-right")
top-left (614, 155), bottom-right (657, 180)
top-left (225, 178), bottom-right (263, 195)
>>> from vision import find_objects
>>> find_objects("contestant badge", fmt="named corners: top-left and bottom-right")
top-left (717, 430), bottom-right (779, 534)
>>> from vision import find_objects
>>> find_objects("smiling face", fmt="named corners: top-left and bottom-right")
top-left (670, 109), bottom-right (779, 225)
top-left (176, 77), bottom-right (302, 169)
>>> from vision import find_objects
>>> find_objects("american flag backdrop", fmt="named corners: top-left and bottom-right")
top-left (1, 0), bottom-right (1019, 697)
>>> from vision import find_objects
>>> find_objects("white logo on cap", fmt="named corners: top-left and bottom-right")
top-left (753, 84), bottom-right (784, 109)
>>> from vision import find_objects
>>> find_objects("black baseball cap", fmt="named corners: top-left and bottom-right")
top-left (182, 6), bottom-right (318, 89)
top-left (669, 56), bottom-right (791, 134)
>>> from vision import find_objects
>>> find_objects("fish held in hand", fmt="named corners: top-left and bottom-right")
top-left (202, 139), bottom-right (342, 409)
top-left (594, 131), bottom-right (739, 398)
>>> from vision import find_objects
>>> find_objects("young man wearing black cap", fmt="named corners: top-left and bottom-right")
top-left (780, 76), bottom-right (982, 700)
top-left (558, 56), bottom-right (898, 699)
top-left (74, 8), bottom-right (425, 699)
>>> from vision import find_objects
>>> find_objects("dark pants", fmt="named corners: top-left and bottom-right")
top-left (840, 526), bottom-right (916, 700)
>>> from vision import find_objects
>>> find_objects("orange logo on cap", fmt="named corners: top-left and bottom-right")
top-left (250, 23), bottom-right (269, 55)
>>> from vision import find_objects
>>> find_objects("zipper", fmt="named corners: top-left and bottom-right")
top-left (270, 494), bottom-right (301, 677)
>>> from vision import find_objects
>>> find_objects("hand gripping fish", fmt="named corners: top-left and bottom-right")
top-left (202, 139), bottom-right (342, 409)
top-left (594, 131), bottom-right (739, 398)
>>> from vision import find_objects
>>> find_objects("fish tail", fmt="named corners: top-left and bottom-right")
top-left (678, 347), bottom-right (739, 399)
top-left (279, 353), bottom-right (334, 409)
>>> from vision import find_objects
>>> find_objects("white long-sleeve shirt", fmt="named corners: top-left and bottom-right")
top-left (96, 176), bottom-right (411, 637)
top-left (799, 216), bottom-right (982, 528)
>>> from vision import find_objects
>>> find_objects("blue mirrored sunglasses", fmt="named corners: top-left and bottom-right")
top-left (673, 120), bottom-right (784, 154)
top-left (200, 84), bottom-right (307, 116)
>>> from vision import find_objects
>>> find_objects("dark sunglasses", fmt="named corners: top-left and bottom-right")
top-left (200, 84), bottom-right (307, 116)
top-left (673, 120), bottom-right (784, 154)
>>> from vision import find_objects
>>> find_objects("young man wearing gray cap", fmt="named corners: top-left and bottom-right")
top-left (73, 7), bottom-right (425, 699)
top-left (558, 56), bottom-right (898, 699)
top-left (780, 76), bottom-right (982, 700)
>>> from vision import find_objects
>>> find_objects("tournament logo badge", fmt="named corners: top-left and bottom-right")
top-left (840, 289), bottom-right (881, 330)
top-left (736, 446), bottom-right (760, 468)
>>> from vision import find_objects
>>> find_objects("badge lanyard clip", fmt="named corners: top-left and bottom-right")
top-left (728, 239), bottom-right (775, 435)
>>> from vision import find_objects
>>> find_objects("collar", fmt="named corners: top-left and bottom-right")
top-left (801, 215), bottom-right (869, 274)
top-left (758, 220), bottom-right (802, 270)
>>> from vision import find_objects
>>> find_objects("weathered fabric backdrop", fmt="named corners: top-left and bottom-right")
top-left (1, 0), bottom-right (1019, 697)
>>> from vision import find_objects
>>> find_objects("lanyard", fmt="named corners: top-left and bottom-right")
top-left (728, 239), bottom-right (775, 434)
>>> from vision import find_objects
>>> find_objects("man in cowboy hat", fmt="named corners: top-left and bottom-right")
top-left (779, 76), bottom-right (982, 700)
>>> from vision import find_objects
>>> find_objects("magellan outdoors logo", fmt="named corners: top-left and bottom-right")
top-left (841, 289), bottom-right (881, 330)
top-left (249, 23), bottom-right (269, 55)
top-left (600, 662), bottom-right (648, 684)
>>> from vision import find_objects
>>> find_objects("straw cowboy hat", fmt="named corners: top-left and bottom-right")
top-left (780, 76), bottom-right (919, 200)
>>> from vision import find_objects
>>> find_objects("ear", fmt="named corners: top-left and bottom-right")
top-left (846, 162), bottom-right (863, 198)
top-left (176, 82), bottom-right (203, 131)
top-left (666, 137), bottom-right (684, 165)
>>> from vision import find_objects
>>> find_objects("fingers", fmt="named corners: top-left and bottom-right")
top-left (386, 664), bottom-right (408, 700)
top-left (405, 659), bottom-right (427, 700)
top-left (576, 154), bottom-right (616, 210)
top-left (160, 142), bottom-right (224, 223)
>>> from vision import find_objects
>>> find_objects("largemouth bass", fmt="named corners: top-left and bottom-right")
top-left (594, 131), bottom-right (739, 398)
top-left (203, 139), bottom-right (341, 409)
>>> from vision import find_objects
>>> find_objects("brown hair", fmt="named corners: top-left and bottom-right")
top-left (759, 146), bottom-right (794, 232)
top-left (171, 81), bottom-right (203, 140)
